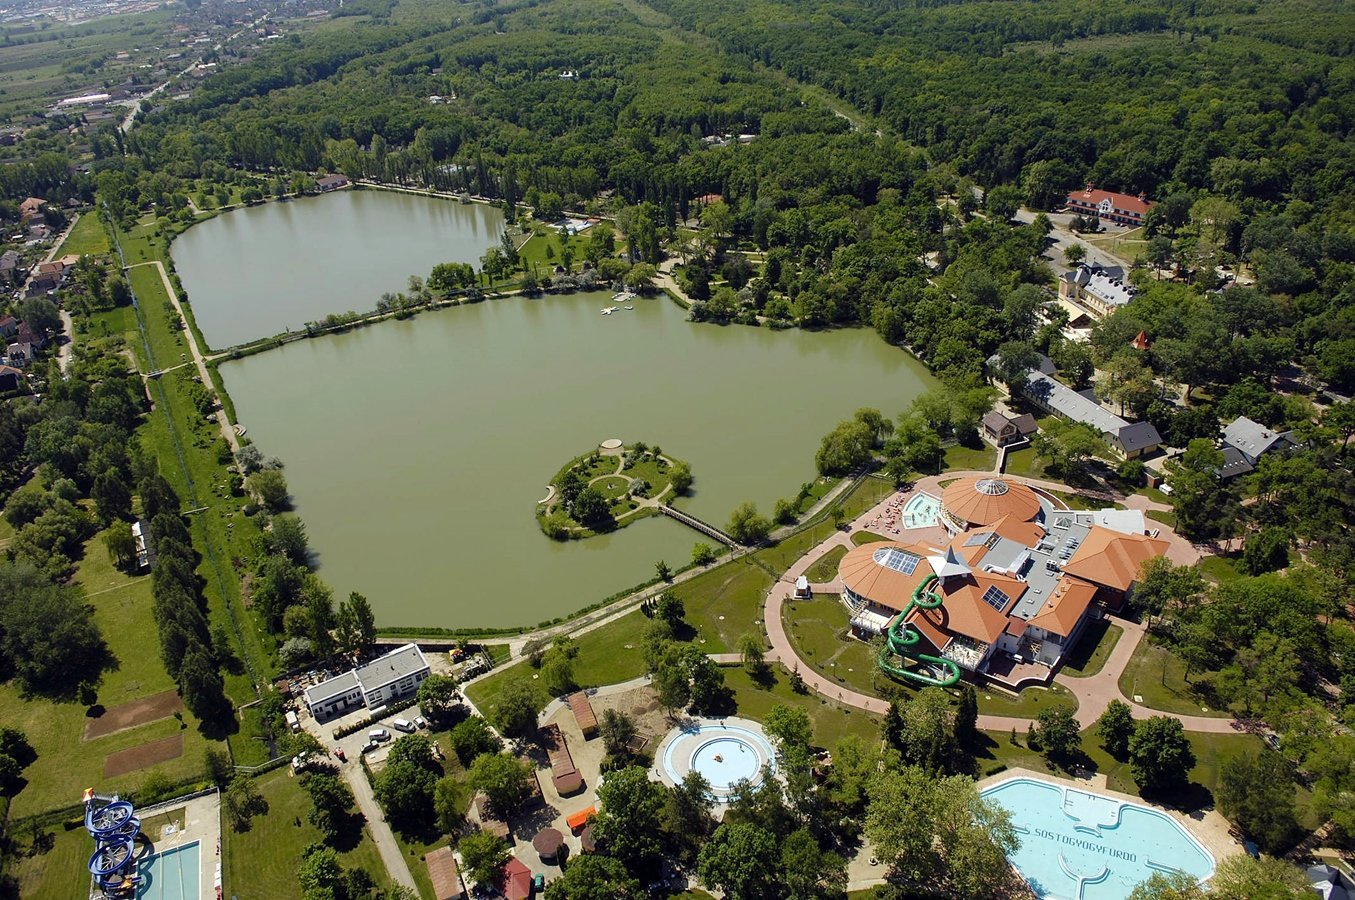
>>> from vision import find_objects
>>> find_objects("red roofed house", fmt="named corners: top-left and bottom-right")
top-left (1065, 184), bottom-right (1154, 227)
top-left (19, 197), bottom-right (46, 221)
top-left (499, 857), bottom-right (533, 900)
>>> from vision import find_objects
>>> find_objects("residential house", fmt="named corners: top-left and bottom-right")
top-left (1064, 184), bottom-right (1154, 227)
top-left (1222, 416), bottom-right (1298, 467)
top-left (0, 251), bottom-right (24, 285)
top-left (0, 315), bottom-right (17, 338)
top-left (981, 410), bottom-right (1038, 448)
top-left (1004, 363), bottom-right (1162, 459)
top-left (19, 197), bottom-right (46, 221)
top-left (499, 858), bottom-right (533, 900)
top-left (25, 273), bottom-right (57, 298)
top-left (5, 341), bottom-right (33, 367)
top-left (1057, 264), bottom-right (1136, 319)
top-left (315, 174), bottom-right (350, 192)
top-left (0, 364), bottom-right (24, 392)
top-left (16, 324), bottom-right (45, 351)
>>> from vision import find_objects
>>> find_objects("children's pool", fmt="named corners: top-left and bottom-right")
top-left (902, 492), bottom-right (941, 529)
top-left (980, 778), bottom-right (1214, 900)
top-left (658, 720), bottom-right (776, 801)
top-left (136, 840), bottom-right (201, 900)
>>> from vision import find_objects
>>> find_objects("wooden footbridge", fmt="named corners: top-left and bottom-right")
top-left (658, 504), bottom-right (741, 547)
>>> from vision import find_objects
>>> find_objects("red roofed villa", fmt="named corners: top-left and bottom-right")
top-left (1065, 183), bottom-right (1154, 226)
top-left (838, 495), bottom-right (1168, 682)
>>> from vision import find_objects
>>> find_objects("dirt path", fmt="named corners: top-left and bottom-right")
top-left (127, 260), bottom-right (239, 455)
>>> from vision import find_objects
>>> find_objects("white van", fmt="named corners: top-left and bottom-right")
top-left (368, 727), bottom-right (391, 742)
top-left (285, 710), bottom-right (301, 733)
top-left (392, 718), bottom-right (415, 733)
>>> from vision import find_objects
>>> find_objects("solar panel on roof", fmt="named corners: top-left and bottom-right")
top-left (874, 547), bottom-right (921, 574)
top-left (981, 585), bottom-right (1010, 610)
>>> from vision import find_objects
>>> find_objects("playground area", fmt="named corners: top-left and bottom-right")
top-left (83, 789), bottom-right (220, 900)
top-left (655, 717), bottom-right (776, 802)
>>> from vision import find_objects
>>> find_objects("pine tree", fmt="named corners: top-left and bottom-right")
top-left (955, 684), bottom-right (979, 749)
top-left (883, 701), bottom-right (904, 752)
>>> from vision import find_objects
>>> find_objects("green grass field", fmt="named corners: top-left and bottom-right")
top-left (55, 213), bottom-right (111, 258)
top-left (851, 530), bottom-right (889, 545)
top-left (976, 682), bottom-right (1077, 718)
top-left (981, 727), bottom-right (1263, 805)
top-left (803, 546), bottom-right (846, 584)
top-left (722, 664), bottom-right (880, 747)
top-left (0, 529), bottom-right (218, 818)
top-left (943, 443), bottom-right (997, 472)
top-left (1198, 554), bottom-right (1242, 584)
top-left (1117, 638), bottom-right (1228, 718)
top-left (10, 816), bottom-right (96, 900)
top-left (782, 593), bottom-right (885, 699)
top-left (222, 768), bottom-right (389, 900)
top-left (1060, 619), bottom-right (1123, 678)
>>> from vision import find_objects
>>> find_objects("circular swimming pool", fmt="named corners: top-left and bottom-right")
top-left (657, 719), bottom-right (776, 801)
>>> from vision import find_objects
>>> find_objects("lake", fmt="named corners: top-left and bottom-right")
top-left (192, 193), bottom-right (939, 627)
top-left (171, 189), bottom-right (505, 349)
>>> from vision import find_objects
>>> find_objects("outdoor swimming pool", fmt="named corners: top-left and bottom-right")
top-left (981, 778), bottom-right (1214, 900)
top-left (658, 720), bottom-right (776, 801)
top-left (136, 840), bottom-right (200, 900)
top-left (902, 492), bottom-right (941, 529)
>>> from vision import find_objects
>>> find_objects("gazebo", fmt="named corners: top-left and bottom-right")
top-left (532, 827), bottom-right (565, 862)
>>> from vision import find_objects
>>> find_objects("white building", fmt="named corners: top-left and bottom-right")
top-left (302, 643), bottom-right (431, 721)
top-left (356, 643), bottom-right (431, 708)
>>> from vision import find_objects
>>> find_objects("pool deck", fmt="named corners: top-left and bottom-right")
top-left (977, 767), bottom-right (1240, 870)
top-left (652, 716), bottom-right (775, 803)
top-left (128, 789), bottom-right (220, 900)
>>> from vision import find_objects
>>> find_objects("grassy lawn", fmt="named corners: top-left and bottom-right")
top-left (782, 593), bottom-right (888, 699)
top-left (222, 768), bottom-right (389, 900)
top-left (980, 727), bottom-right (1263, 806)
top-left (111, 220), bottom-right (275, 708)
top-left (1137, 486), bottom-right (1172, 505)
top-left (1060, 619), bottom-right (1123, 678)
top-left (1198, 554), bottom-right (1242, 584)
top-left (1117, 638), bottom-right (1227, 717)
top-left (0, 530), bottom-right (219, 818)
top-left (56, 213), bottom-right (112, 258)
top-left (1002, 447), bottom-right (1047, 479)
top-left (804, 546), bottom-right (847, 584)
top-left (11, 816), bottom-right (97, 900)
top-left (1147, 508), bottom-right (1178, 528)
top-left (976, 682), bottom-right (1077, 718)
top-left (723, 664), bottom-right (880, 747)
top-left (851, 530), bottom-right (889, 545)
top-left (944, 443), bottom-right (996, 472)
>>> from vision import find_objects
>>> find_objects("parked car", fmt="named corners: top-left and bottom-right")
top-left (360, 741), bottom-right (378, 755)
top-left (392, 718), bottom-right (415, 733)
top-left (368, 728), bottom-right (391, 742)
top-left (413, 716), bottom-right (428, 730)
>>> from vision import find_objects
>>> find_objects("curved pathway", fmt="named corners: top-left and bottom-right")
top-left (764, 476), bottom-right (1239, 734)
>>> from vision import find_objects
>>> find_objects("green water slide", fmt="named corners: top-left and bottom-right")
top-left (876, 573), bottom-right (963, 687)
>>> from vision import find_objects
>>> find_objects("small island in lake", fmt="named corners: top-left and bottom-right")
top-left (537, 439), bottom-right (692, 540)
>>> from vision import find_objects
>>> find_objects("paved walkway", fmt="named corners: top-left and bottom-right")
top-left (340, 759), bottom-right (420, 893)
top-left (764, 476), bottom-right (1239, 734)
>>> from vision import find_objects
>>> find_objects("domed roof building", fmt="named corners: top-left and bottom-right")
top-left (940, 476), bottom-right (1042, 533)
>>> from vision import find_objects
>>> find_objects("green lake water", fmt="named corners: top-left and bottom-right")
top-left (171, 189), bottom-right (504, 349)
top-left (190, 194), bottom-right (938, 627)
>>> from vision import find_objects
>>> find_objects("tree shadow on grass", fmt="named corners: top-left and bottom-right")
top-left (328, 809), bottom-right (368, 853)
